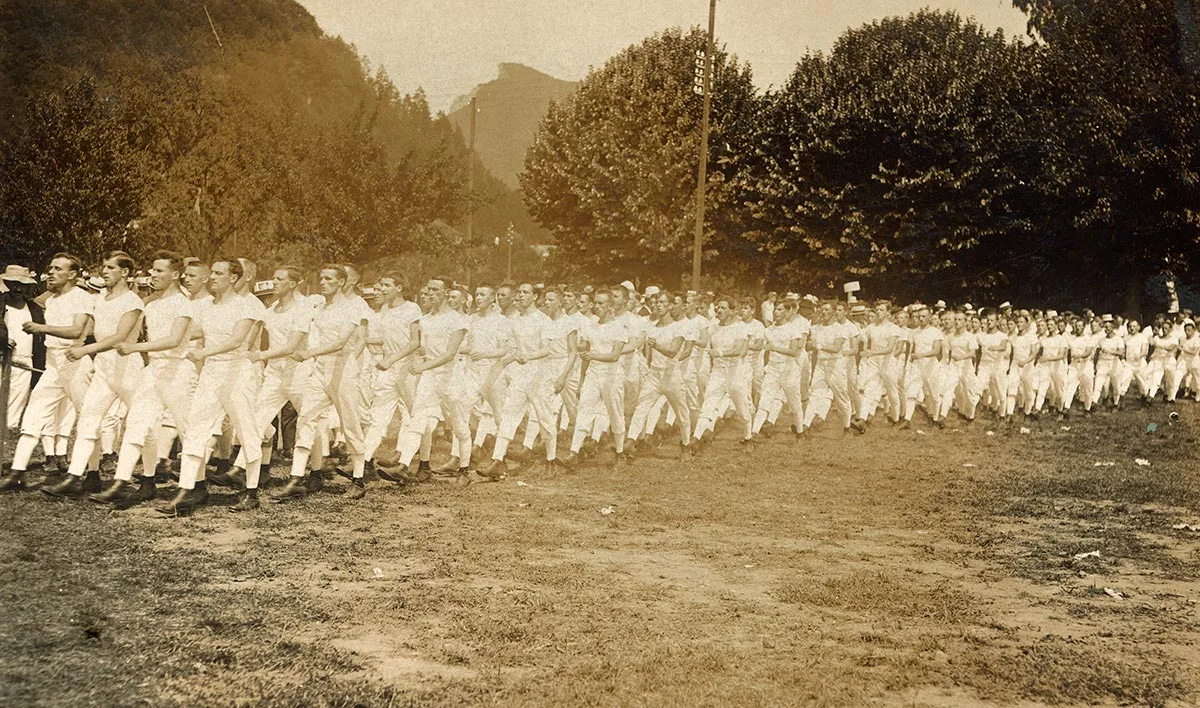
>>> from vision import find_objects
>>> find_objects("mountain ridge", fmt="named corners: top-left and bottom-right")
top-left (447, 62), bottom-right (577, 188)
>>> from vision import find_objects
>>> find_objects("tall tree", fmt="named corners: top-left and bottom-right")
top-left (521, 27), bottom-right (758, 284)
top-left (0, 75), bottom-right (151, 265)
top-left (731, 11), bottom-right (1049, 300)
top-left (1011, 0), bottom-right (1200, 314)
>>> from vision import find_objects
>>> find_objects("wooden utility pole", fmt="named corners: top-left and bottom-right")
top-left (691, 0), bottom-right (716, 289)
top-left (467, 96), bottom-right (477, 246)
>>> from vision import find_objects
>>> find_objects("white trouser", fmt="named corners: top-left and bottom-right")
top-left (521, 356), bottom-right (576, 448)
top-left (66, 352), bottom-right (144, 476)
top-left (1093, 357), bottom-right (1121, 405)
top-left (113, 357), bottom-right (197, 481)
top-left (694, 358), bottom-right (752, 440)
top-left (976, 360), bottom-right (1007, 414)
top-left (295, 356), bottom-right (363, 456)
top-left (1005, 362), bottom-right (1036, 415)
top-left (494, 360), bottom-right (557, 461)
top-left (571, 362), bottom-right (624, 453)
top-left (941, 359), bottom-right (982, 419)
top-left (753, 359), bottom-right (803, 434)
top-left (362, 360), bottom-right (413, 461)
top-left (628, 362), bottom-right (690, 445)
top-left (176, 358), bottom-right (261, 489)
top-left (1117, 359), bottom-right (1147, 398)
top-left (233, 359), bottom-right (309, 467)
top-left (1062, 359), bottom-right (1094, 411)
top-left (10, 349), bottom-right (92, 471)
top-left (471, 361), bottom-right (508, 446)
top-left (857, 356), bottom-right (887, 420)
top-left (1144, 356), bottom-right (1174, 399)
top-left (6, 365), bottom-right (30, 427)
top-left (807, 356), bottom-right (852, 428)
top-left (179, 359), bottom-right (259, 460)
top-left (396, 365), bottom-right (469, 467)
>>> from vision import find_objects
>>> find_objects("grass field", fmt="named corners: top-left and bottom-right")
top-left (2, 403), bottom-right (1199, 707)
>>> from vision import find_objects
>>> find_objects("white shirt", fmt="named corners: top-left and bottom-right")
top-left (374, 301), bottom-right (422, 355)
top-left (92, 290), bottom-right (144, 341)
top-left (709, 321), bottom-right (747, 359)
top-left (947, 332), bottom-right (979, 361)
top-left (1039, 334), bottom-right (1067, 361)
top-left (509, 307), bottom-right (550, 360)
top-left (42, 287), bottom-right (94, 349)
top-left (311, 299), bottom-right (360, 360)
top-left (263, 298), bottom-right (314, 352)
top-left (616, 311), bottom-right (646, 367)
top-left (542, 313), bottom-right (578, 360)
top-left (1066, 333), bottom-right (1095, 360)
top-left (645, 318), bottom-right (685, 369)
top-left (1150, 334), bottom-right (1178, 361)
top-left (835, 320), bottom-right (862, 356)
top-left (764, 320), bottom-right (802, 363)
top-left (4, 303), bottom-right (32, 363)
top-left (467, 312), bottom-right (511, 360)
top-left (1010, 331), bottom-right (1039, 365)
top-left (811, 323), bottom-right (847, 360)
top-left (418, 310), bottom-right (469, 362)
top-left (1098, 335), bottom-right (1125, 360)
top-left (143, 292), bottom-right (193, 360)
top-left (1124, 331), bottom-right (1149, 362)
top-left (582, 319), bottom-right (627, 367)
top-left (198, 295), bottom-right (256, 362)
top-left (977, 331), bottom-right (1008, 365)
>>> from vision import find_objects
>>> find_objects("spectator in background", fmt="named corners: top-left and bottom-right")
top-left (1, 265), bottom-right (46, 426)
top-left (761, 292), bottom-right (777, 326)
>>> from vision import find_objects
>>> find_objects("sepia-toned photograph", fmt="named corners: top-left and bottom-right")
top-left (1, 0), bottom-right (1198, 705)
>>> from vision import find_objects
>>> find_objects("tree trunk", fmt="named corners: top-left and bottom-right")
top-left (1123, 268), bottom-right (1145, 322)
top-left (1176, 0), bottom-right (1200, 74)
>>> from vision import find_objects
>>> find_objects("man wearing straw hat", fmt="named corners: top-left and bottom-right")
top-left (0, 264), bottom-right (45, 428)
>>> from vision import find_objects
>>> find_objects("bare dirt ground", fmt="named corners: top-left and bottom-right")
top-left (2, 403), bottom-right (1199, 707)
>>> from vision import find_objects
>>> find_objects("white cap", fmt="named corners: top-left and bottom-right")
top-left (644, 285), bottom-right (660, 297)
top-left (998, 301), bottom-right (1012, 309)
top-left (1101, 313), bottom-right (1114, 323)
top-left (619, 280), bottom-right (635, 292)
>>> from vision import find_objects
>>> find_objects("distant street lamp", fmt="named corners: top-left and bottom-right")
top-left (495, 223), bottom-right (517, 281)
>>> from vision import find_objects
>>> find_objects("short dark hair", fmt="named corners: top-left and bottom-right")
top-left (320, 263), bottom-right (348, 282)
top-left (276, 265), bottom-right (304, 284)
top-left (51, 252), bottom-right (84, 277)
top-left (103, 250), bottom-right (136, 275)
top-left (152, 250), bottom-right (185, 274)
top-left (213, 256), bottom-right (244, 280)
top-left (377, 272), bottom-right (404, 289)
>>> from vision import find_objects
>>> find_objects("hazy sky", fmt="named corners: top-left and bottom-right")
top-left (297, 0), bottom-right (1031, 113)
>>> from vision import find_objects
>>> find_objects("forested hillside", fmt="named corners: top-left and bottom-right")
top-left (0, 0), bottom-right (513, 270)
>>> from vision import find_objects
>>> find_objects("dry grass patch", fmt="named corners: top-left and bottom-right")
top-left (954, 638), bottom-right (1188, 707)
top-left (775, 570), bottom-right (980, 625)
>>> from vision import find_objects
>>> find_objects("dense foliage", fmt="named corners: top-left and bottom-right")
top-left (0, 0), bottom-right (491, 269)
top-left (521, 28), bottom-right (759, 285)
top-left (524, 6), bottom-right (1200, 312)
